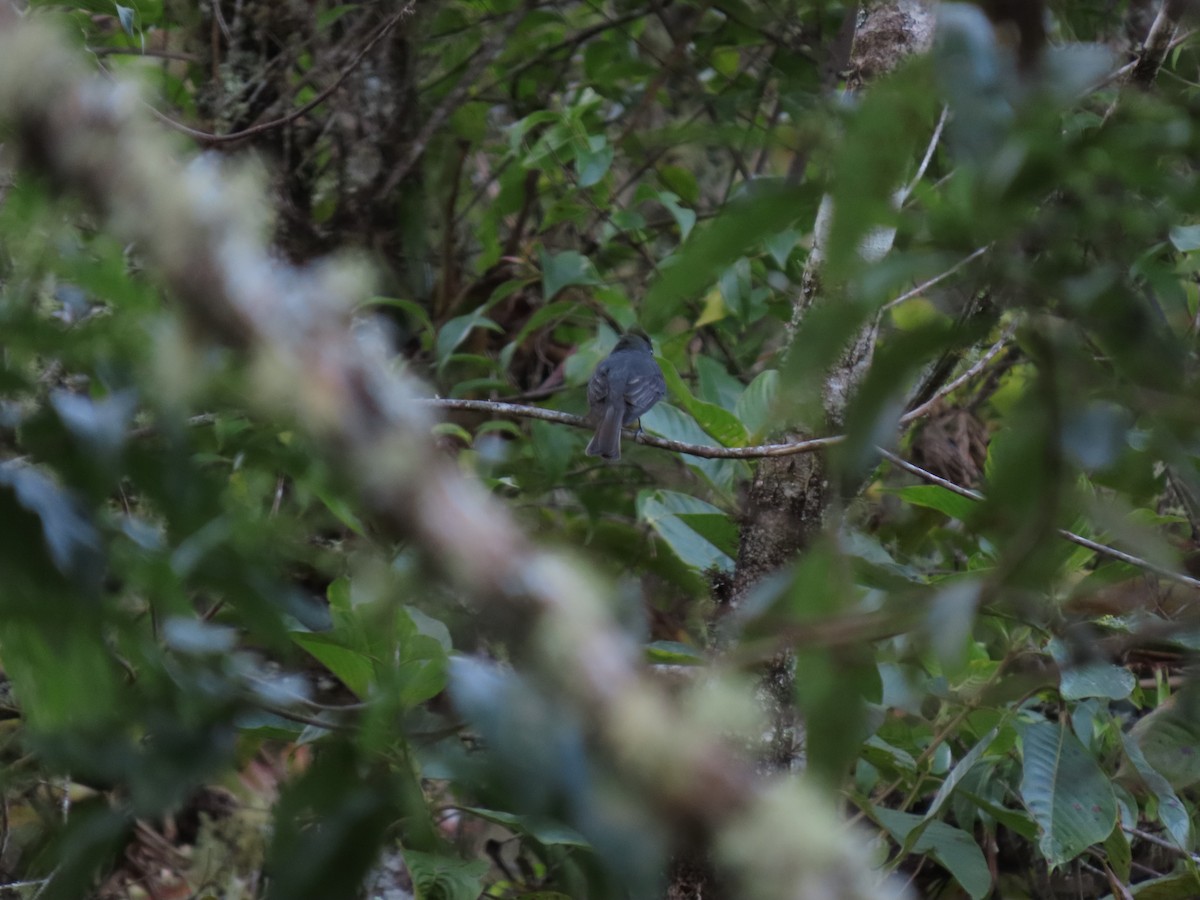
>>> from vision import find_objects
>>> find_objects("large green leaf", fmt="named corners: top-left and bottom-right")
top-left (1049, 638), bottom-right (1135, 701)
top-left (639, 403), bottom-right (742, 493)
top-left (637, 490), bottom-right (735, 572)
top-left (404, 848), bottom-right (490, 900)
top-left (1119, 731), bottom-right (1192, 848)
top-left (924, 726), bottom-right (1001, 823)
top-left (1105, 870), bottom-right (1200, 899)
top-left (658, 356), bottom-right (749, 447)
top-left (435, 309), bottom-right (504, 372)
top-left (892, 484), bottom-right (978, 521)
top-left (873, 806), bottom-right (991, 900)
top-left (291, 632), bottom-right (372, 699)
top-left (734, 369), bottom-right (778, 440)
top-left (1019, 719), bottom-right (1117, 867)
top-left (1125, 690), bottom-right (1200, 791)
top-left (540, 248), bottom-right (599, 301)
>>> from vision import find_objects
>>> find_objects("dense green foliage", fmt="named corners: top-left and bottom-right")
top-left (3, 1), bottom-right (1200, 898)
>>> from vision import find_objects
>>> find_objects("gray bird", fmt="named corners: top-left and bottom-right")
top-left (585, 334), bottom-right (666, 460)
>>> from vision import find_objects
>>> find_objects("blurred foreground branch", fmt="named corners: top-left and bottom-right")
top-left (0, 10), bottom-right (902, 900)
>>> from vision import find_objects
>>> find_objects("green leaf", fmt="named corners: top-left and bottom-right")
top-left (403, 849), bottom-right (491, 900)
top-left (644, 640), bottom-right (706, 665)
top-left (1119, 730), bottom-right (1192, 848)
top-left (0, 620), bottom-right (120, 733)
top-left (861, 735), bottom-right (916, 774)
top-left (735, 370), bottom-right (778, 440)
top-left (873, 806), bottom-right (991, 899)
top-left (639, 403), bottom-right (742, 493)
top-left (1103, 821), bottom-right (1132, 883)
top-left (1170, 224), bottom-right (1200, 252)
top-left (958, 788), bottom-right (1040, 839)
top-left (36, 801), bottom-right (131, 900)
top-left (576, 134), bottom-right (613, 187)
top-left (115, 4), bottom-right (136, 37)
top-left (925, 726), bottom-right (1001, 823)
top-left (658, 165), bottom-right (698, 204)
top-left (511, 298), bottom-right (579, 345)
top-left (658, 191), bottom-right (696, 240)
top-left (435, 310), bottom-right (503, 372)
top-left (361, 296), bottom-right (434, 346)
top-left (291, 632), bottom-right (373, 699)
top-left (1126, 690), bottom-right (1200, 791)
top-left (673, 513), bottom-right (739, 558)
top-left (314, 487), bottom-right (367, 536)
top-left (658, 356), bottom-right (748, 447)
top-left (0, 461), bottom-right (104, 593)
top-left (926, 579), bottom-right (982, 673)
top-left (637, 490), bottom-right (734, 572)
top-left (718, 257), bottom-right (752, 320)
top-left (643, 181), bottom-right (812, 331)
top-left (1049, 638), bottom-right (1135, 701)
top-left (457, 807), bottom-right (590, 847)
top-left (892, 484), bottom-right (978, 521)
top-left (1019, 719), bottom-right (1117, 867)
top-left (1110, 870), bottom-right (1200, 898)
top-left (764, 228), bottom-right (800, 268)
top-left (51, 389), bottom-right (136, 463)
top-left (540, 249), bottom-right (599, 301)
top-left (265, 743), bottom-right (395, 900)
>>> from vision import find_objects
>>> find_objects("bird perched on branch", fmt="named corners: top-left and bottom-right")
top-left (585, 333), bottom-right (666, 461)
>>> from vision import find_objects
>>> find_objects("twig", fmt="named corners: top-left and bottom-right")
top-left (212, 0), bottom-right (233, 42)
top-left (130, 412), bottom-right (217, 439)
top-left (419, 397), bottom-right (844, 458)
top-left (1103, 26), bottom-right (1197, 88)
top-left (1123, 824), bottom-right (1200, 863)
top-left (0, 878), bottom-right (51, 892)
top-left (151, 7), bottom-right (412, 145)
top-left (90, 47), bottom-right (200, 63)
top-left (877, 449), bottom-right (1200, 589)
top-left (899, 105), bottom-right (948, 204)
top-left (899, 324), bottom-right (1016, 424)
top-left (381, 29), bottom-right (507, 195)
top-left (256, 705), bottom-right (352, 732)
top-left (881, 245), bottom-right (991, 312)
top-left (1131, 0), bottom-right (1187, 86)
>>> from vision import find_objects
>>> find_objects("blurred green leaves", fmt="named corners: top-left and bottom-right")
top-left (5, 0), bottom-right (1200, 897)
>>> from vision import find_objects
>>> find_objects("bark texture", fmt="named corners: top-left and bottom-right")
top-left (722, 2), bottom-right (936, 804)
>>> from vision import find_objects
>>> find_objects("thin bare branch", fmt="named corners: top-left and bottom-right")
top-left (1131, 0), bottom-right (1187, 86)
top-left (381, 29), bottom-right (507, 195)
top-left (881, 245), bottom-right (991, 312)
top-left (877, 449), bottom-right (1200, 589)
top-left (899, 105), bottom-right (948, 204)
top-left (900, 324), bottom-right (1015, 424)
top-left (420, 398), bottom-right (844, 458)
top-left (151, 7), bottom-right (412, 145)
top-left (1123, 825), bottom-right (1200, 863)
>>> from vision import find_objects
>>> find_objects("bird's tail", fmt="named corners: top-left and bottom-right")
top-left (585, 404), bottom-right (624, 460)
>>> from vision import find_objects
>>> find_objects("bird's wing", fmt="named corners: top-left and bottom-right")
top-left (587, 361), bottom-right (610, 408)
top-left (624, 372), bottom-right (666, 421)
